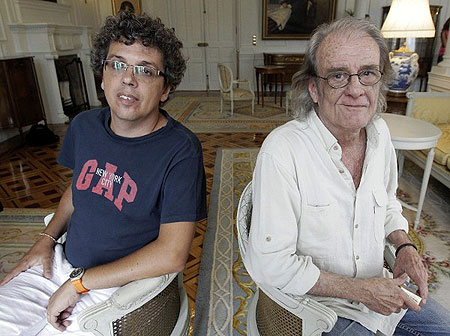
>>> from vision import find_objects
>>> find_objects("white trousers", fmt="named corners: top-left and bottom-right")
top-left (0, 244), bottom-right (117, 335)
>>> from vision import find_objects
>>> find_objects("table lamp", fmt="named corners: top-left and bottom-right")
top-left (381, 0), bottom-right (435, 92)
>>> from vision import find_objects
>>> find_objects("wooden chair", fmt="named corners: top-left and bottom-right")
top-left (236, 182), bottom-right (397, 335)
top-left (44, 214), bottom-right (190, 336)
top-left (236, 182), bottom-right (337, 336)
top-left (217, 63), bottom-right (255, 116)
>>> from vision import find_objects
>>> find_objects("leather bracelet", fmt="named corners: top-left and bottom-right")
top-left (395, 243), bottom-right (417, 257)
top-left (39, 232), bottom-right (57, 244)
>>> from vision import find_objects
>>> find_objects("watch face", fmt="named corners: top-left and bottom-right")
top-left (70, 267), bottom-right (84, 279)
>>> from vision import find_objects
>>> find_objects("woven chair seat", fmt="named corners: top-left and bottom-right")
top-left (112, 275), bottom-right (180, 335)
top-left (256, 290), bottom-right (303, 336)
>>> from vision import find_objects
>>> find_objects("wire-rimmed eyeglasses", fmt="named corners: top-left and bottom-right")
top-left (102, 60), bottom-right (166, 82)
top-left (315, 69), bottom-right (383, 89)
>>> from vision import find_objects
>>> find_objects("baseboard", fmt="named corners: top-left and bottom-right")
top-left (0, 134), bottom-right (24, 157)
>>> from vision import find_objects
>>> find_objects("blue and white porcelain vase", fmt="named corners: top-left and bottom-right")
top-left (388, 51), bottom-right (419, 92)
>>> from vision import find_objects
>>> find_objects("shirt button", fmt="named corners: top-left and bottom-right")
top-left (333, 145), bottom-right (339, 151)
top-left (266, 236), bottom-right (271, 242)
top-left (339, 169), bottom-right (345, 174)
top-left (355, 224), bottom-right (359, 229)
top-left (356, 255), bottom-right (360, 260)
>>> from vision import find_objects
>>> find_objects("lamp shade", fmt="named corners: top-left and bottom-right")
top-left (381, 0), bottom-right (435, 38)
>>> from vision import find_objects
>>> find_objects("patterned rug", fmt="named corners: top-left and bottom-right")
top-left (164, 96), bottom-right (292, 133)
top-left (194, 148), bottom-right (450, 336)
top-left (0, 208), bottom-right (53, 279)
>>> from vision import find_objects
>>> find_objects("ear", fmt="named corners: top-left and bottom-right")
top-left (101, 79), bottom-right (105, 91)
top-left (160, 85), bottom-right (172, 103)
top-left (308, 78), bottom-right (318, 104)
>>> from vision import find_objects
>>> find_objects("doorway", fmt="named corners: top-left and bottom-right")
top-left (167, 0), bottom-right (237, 91)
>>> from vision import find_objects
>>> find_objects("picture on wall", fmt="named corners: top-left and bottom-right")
top-left (262, 0), bottom-right (337, 39)
top-left (112, 0), bottom-right (141, 16)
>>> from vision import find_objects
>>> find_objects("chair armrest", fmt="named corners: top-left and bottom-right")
top-left (232, 79), bottom-right (253, 91)
top-left (260, 285), bottom-right (337, 334)
top-left (384, 242), bottom-right (396, 271)
top-left (78, 272), bottom-right (178, 335)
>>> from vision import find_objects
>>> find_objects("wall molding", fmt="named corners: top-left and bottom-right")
top-left (12, 0), bottom-right (73, 25)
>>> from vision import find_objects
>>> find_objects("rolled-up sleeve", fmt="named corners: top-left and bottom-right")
top-left (245, 151), bottom-right (320, 296)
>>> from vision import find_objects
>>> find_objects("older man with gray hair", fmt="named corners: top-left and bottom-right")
top-left (246, 16), bottom-right (450, 335)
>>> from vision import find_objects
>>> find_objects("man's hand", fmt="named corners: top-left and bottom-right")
top-left (393, 245), bottom-right (428, 305)
top-left (47, 280), bottom-right (81, 332)
top-left (360, 274), bottom-right (421, 315)
top-left (0, 237), bottom-right (55, 286)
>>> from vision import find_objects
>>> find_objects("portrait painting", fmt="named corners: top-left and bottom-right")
top-left (262, 0), bottom-right (337, 39)
top-left (112, 0), bottom-right (141, 16)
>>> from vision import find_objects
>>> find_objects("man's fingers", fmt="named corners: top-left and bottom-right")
top-left (48, 312), bottom-right (68, 332)
top-left (403, 294), bottom-right (421, 312)
top-left (61, 319), bottom-right (72, 328)
top-left (392, 273), bottom-right (408, 286)
top-left (417, 283), bottom-right (428, 305)
top-left (0, 263), bottom-right (29, 286)
top-left (42, 258), bottom-right (53, 280)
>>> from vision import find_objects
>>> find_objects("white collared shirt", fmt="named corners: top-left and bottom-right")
top-left (246, 111), bottom-right (409, 335)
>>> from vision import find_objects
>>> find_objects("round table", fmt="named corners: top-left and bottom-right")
top-left (254, 65), bottom-right (286, 108)
top-left (381, 113), bottom-right (442, 230)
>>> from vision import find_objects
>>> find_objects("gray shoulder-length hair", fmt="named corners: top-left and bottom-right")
top-left (290, 16), bottom-right (393, 120)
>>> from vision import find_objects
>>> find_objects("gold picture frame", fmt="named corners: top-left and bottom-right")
top-left (112, 0), bottom-right (141, 16)
top-left (262, 0), bottom-right (337, 40)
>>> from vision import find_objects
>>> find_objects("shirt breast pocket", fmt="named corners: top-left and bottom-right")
top-left (299, 203), bottom-right (335, 242)
top-left (373, 189), bottom-right (387, 243)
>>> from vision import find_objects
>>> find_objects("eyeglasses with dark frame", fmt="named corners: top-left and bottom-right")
top-left (315, 69), bottom-right (383, 89)
top-left (102, 60), bottom-right (167, 81)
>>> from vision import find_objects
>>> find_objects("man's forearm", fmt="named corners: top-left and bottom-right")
top-left (307, 270), bottom-right (416, 315)
top-left (387, 229), bottom-right (411, 248)
top-left (307, 270), bottom-right (368, 303)
top-left (80, 221), bottom-right (195, 291)
top-left (43, 185), bottom-right (74, 240)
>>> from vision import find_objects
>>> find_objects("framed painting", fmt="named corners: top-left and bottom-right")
top-left (262, 0), bottom-right (337, 40)
top-left (112, 0), bottom-right (141, 15)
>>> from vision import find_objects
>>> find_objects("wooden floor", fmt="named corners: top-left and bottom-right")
top-left (0, 100), bottom-right (267, 315)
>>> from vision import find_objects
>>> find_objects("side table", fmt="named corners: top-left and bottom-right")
top-left (381, 113), bottom-right (442, 230)
top-left (254, 65), bottom-right (286, 108)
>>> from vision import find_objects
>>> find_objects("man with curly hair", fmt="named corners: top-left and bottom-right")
top-left (0, 12), bottom-right (206, 335)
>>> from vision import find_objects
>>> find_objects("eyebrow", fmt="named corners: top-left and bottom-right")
top-left (107, 55), bottom-right (160, 68)
top-left (325, 64), bottom-right (380, 73)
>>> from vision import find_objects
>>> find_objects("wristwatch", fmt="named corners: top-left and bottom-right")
top-left (69, 267), bottom-right (90, 294)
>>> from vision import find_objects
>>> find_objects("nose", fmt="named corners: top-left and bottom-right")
top-left (344, 74), bottom-right (364, 97)
top-left (121, 67), bottom-right (138, 87)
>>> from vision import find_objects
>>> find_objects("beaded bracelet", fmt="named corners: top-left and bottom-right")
top-left (39, 232), bottom-right (57, 244)
top-left (395, 242), bottom-right (417, 257)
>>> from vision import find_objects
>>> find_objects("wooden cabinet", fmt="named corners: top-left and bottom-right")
top-left (263, 53), bottom-right (305, 84)
top-left (0, 57), bottom-right (46, 134)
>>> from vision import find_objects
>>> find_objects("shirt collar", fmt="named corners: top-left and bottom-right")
top-left (307, 110), bottom-right (380, 153)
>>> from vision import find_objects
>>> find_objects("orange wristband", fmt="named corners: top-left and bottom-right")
top-left (71, 279), bottom-right (90, 294)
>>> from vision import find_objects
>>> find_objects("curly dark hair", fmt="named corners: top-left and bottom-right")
top-left (91, 12), bottom-right (186, 90)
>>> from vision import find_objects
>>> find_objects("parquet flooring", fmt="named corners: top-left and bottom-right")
top-left (0, 107), bottom-right (267, 320)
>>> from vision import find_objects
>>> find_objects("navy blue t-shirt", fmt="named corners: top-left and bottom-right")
top-left (58, 107), bottom-right (207, 268)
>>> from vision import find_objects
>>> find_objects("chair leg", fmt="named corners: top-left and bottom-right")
top-left (252, 98), bottom-right (255, 115)
top-left (220, 97), bottom-right (223, 114)
top-left (398, 150), bottom-right (404, 177)
top-left (231, 100), bottom-right (234, 117)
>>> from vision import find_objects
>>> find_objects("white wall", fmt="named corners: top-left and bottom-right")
top-left (0, 0), bottom-right (104, 143)
top-left (1, 0), bottom-right (449, 145)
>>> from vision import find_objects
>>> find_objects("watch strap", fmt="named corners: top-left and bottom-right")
top-left (71, 278), bottom-right (90, 294)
